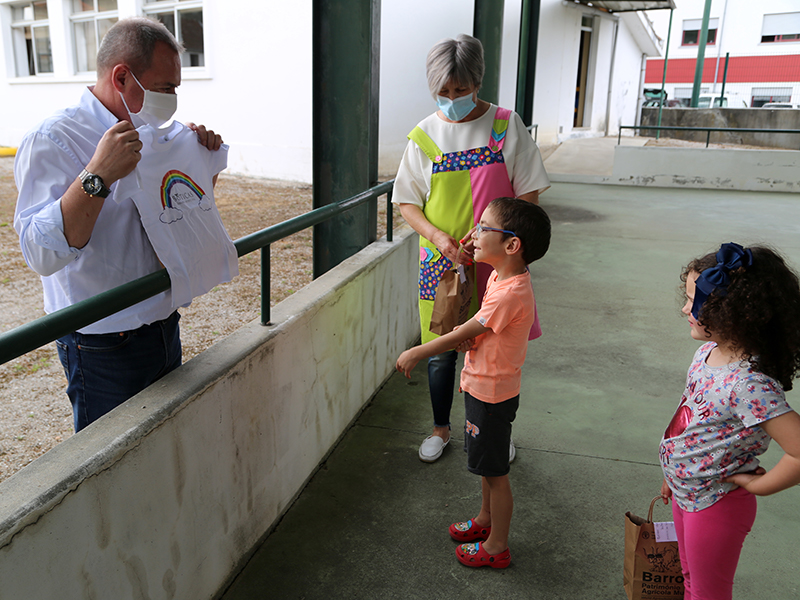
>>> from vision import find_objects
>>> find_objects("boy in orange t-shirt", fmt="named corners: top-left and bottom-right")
top-left (396, 197), bottom-right (551, 569)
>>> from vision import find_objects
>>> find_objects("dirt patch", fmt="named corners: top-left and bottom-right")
top-left (0, 155), bottom-right (392, 483)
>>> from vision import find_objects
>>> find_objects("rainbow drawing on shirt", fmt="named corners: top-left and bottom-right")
top-left (161, 170), bottom-right (205, 209)
top-left (159, 170), bottom-right (211, 224)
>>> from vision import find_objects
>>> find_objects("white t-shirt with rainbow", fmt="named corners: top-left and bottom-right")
top-left (115, 122), bottom-right (238, 308)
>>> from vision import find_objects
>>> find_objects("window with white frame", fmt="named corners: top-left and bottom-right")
top-left (681, 18), bottom-right (718, 46)
top-left (9, 1), bottom-right (52, 76)
top-left (71, 0), bottom-right (118, 73)
top-left (761, 12), bottom-right (800, 43)
top-left (143, 0), bottom-right (204, 67)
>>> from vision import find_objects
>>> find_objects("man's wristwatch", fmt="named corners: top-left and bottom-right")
top-left (79, 169), bottom-right (111, 198)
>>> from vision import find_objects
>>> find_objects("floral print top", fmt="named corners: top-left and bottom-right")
top-left (660, 342), bottom-right (792, 512)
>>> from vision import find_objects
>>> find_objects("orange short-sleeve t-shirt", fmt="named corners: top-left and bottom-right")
top-left (460, 270), bottom-right (536, 403)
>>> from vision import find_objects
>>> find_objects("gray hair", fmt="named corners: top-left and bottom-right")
top-left (425, 34), bottom-right (484, 99)
top-left (96, 17), bottom-right (183, 76)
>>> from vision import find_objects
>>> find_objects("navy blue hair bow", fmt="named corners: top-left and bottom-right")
top-left (691, 242), bottom-right (753, 319)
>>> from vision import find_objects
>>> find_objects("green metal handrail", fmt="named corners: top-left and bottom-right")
top-left (619, 125), bottom-right (800, 149)
top-left (0, 179), bottom-right (395, 366)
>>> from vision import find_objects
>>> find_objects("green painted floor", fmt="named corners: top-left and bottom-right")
top-left (221, 182), bottom-right (800, 600)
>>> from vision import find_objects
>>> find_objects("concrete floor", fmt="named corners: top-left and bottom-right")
top-left (220, 180), bottom-right (800, 599)
top-left (542, 135), bottom-right (647, 176)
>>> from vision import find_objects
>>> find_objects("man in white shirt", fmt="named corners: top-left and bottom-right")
top-left (14, 17), bottom-right (223, 432)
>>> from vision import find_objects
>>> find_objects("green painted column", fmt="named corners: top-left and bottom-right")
top-left (473, 0), bottom-right (505, 106)
top-left (690, 0), bottom-right (713, 108)
top-left (515, 0), bottom-right (540, 126)
top-left (656, 8), bottom-right (673, 139)
top-left (312, 0), bottom-right (380, 278)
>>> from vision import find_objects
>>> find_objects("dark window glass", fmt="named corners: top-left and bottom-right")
top-left (682, 28), bottom-right (717, 46)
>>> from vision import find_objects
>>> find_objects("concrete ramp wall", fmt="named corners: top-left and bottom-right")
top-left (0, 227), bottom-right (419, 599)
top-left (640, 107), bottom-right (800, 150)
top-left (611, 146), bottom-right (800, 192)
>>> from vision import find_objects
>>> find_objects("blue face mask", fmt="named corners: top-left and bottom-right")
top-left (436, 93), bottom-right (476, 122)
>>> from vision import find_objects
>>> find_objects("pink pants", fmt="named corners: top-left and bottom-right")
top-left (672, 487), bottom-right (757, 600)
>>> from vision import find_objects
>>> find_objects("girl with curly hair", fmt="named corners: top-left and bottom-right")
top-left (659, 242), bottom-right (800, 600)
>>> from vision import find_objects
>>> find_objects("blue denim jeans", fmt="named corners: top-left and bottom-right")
top-left (428, 349), bottom-right (458, 428)
top-left (56, 312), bottom-right (182, 432)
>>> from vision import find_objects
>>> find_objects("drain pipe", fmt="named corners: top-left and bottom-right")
top-left (604, 17), bottom-right (619, 137)
top-left (712, 0), bottom-right (729, 94)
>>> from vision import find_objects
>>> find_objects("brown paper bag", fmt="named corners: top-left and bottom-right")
top-left (429, 264), bottom-right (474, 335)
top-left (623, 496), bottom-right (685, 600)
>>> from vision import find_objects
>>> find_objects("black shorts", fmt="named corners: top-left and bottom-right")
top-left (463, 391), bottom-right (519, 477)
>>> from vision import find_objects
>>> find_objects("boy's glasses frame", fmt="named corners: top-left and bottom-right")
top-left (475, 223), bottom-right (516, 237)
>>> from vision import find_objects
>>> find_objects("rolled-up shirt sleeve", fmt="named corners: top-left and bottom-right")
top-left (391, 139), bottom-right (430, 209)
top-left (13, 131), bottom-right (83, 276)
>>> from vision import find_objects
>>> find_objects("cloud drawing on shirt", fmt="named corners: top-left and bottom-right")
top-left (198, 195), bottom-right (212, 211)
top-left (159, 207), bottom-right (184, 224)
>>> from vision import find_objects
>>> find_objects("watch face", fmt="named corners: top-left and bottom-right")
top-left (85, 176), bottom-right (102, 194)
top-left (82, 173), bottom-right (108, 197)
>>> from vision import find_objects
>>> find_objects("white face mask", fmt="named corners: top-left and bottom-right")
top-left (120, 70), bottom-right (177, 129)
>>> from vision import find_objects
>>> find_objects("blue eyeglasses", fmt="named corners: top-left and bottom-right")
top-left (475, 223), bottom-right (516, 237)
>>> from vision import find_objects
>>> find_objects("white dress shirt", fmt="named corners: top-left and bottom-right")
top-left (14, 87), bottom-right (175, 334)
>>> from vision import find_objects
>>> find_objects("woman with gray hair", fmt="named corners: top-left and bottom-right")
top-left (393, 34), bottom-right (549, 463)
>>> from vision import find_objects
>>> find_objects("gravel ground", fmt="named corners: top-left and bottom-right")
top-left (0, 155), bottom-right (391, 483)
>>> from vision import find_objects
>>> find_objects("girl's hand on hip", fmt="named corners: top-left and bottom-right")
top-left (721, 466), bottom-right (766, 492)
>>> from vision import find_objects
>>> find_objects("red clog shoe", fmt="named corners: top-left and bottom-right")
top-left (449, 519), bottom-right (491, 542)
top-left (456, 542), bottom-right (511, 569)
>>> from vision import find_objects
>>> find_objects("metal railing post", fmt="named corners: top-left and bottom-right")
top-left (387, 189), bottom-right (394, 243)
top-left (261, 245), bottom-right (271, 326)
top-left (718, 52), bottom-right (729, 105)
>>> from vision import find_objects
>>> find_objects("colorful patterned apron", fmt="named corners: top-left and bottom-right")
top-left (410, 107), bottom-right (541, 344)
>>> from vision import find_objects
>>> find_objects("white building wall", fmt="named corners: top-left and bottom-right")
top-left (649, 0), bottom-right (800, 59)
top-left (588, 14), bottom-right (616, 135)
top-left (1, 0), bottom-right (660, 182)
top-left (533, 0), bottom-right (581, 146)
top-left (611, 17), bottom-right (650, 133)
top-left (195, 2), bottom-right (313, 181)
top-left (647, 0), bottom-right (800, 103)
top-left (0, 1), bottom-right (313, 182)
top-left (532, 3), bottom-right (659, 146)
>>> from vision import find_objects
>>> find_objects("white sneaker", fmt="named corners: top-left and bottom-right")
top-left (419, 435), bottom-right (449, 462)
top-left (509, 438), bottom-right (516, 463)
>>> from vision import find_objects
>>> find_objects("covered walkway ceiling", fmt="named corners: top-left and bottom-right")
top-left (570, 0), bottom-right (675, 12)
